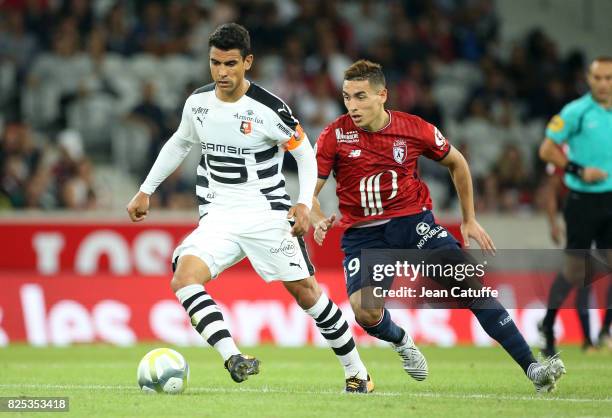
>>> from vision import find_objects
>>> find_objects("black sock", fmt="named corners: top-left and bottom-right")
top-left (360, 309), bottom-right (405, 344)
top-left (542, 273), bottom-right (573, 329)
top-left (470, 297), bottom-right (536, 373)
top-left (603, 309), bottom-right (612, 335)
top-left (603, 285), bottom-right (612, 333)
top-left (576, 287), bottom-right (592, 345)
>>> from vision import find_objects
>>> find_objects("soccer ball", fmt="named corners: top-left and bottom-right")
top-left (137, 348), bottom-right (189, 394)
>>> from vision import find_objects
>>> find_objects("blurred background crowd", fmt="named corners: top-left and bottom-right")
top-left (0, 0), bottom-right (606, 213)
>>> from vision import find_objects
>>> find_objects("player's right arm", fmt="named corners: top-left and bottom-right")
top-left (311, 125), bottom-right (337, 245)
top-left (126, 100), bottom-right (197, 222)
top-left (539, 111), bottom-right (607, 183)
top-left (311, 178), bottom-right (336, 245)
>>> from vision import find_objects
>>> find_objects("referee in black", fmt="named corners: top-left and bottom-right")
top-left (538, 56), bottom-right (612, 355)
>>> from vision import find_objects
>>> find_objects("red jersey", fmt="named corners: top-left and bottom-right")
top-left (316, 110), bottom-right (451, 229)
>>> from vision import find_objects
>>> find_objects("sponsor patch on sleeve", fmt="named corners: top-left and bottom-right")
top-left (547, 115), bottom-right (565, 132)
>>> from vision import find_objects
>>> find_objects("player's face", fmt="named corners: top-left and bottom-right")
top-left (587, 61), bottom-right (612, 104)
top-left (209, 47), bottom-right (253, 100)
top-left (342, 79), bottom-right (387, 130)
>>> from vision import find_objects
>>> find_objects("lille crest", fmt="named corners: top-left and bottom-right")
top-left (393, 139), bottom-right (407, 164)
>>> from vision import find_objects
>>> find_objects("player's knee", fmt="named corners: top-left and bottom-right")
top-left (352, 305), bottom-right (382, 328)
top-left (170, 256), bottom-right (211, 292)
top-left (284, 276), bottom-right (321, 309)
top-left (563, 261), bottom-right (584, 286)
top-left (170, 273), bottom-right (200, 292)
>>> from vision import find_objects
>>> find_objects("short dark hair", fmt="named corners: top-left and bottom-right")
top-left (344, 60), bottom-right (386, 88)
top-left (208, 23), bottom-right (251, 58)
top-left (593, 56), bottom-right (612, 64)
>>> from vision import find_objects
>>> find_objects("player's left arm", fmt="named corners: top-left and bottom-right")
top-left (267, 101), bottom-right (317, 237)
top-left (438, 146), bottom-right (496, 254)
top-left (267, 99), bottom-right (319, 236)
top-left (287, 136), bottom-right (317, 237)
top-left (287, 137), bottom-right (317, 237)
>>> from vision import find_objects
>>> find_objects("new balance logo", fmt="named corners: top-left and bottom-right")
top-left (359, 170), bottom-right (399, 216)
top-left (348, 149), bottom-right (361, 158)
top-left (289, 262), bottom-right (302, 269)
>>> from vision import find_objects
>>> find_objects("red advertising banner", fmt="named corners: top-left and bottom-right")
top-left (0, 273), bottom-right (598, 347)
top-left (0, 221), bottom-right (195, 275)
top-left (0, 220), bottom-right (602, 347)
top-left (0, 220), bottom-right (462, 274)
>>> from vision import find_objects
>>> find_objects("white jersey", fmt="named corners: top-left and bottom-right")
top-left (176, 82), bottom-right (302, 218)
top-left (143, 82), bottom-right (317, 282)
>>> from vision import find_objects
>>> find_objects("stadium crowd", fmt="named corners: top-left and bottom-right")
top-left (0, 0), bottom-right (591, 212)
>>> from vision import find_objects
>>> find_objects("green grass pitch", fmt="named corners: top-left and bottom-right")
top-left (1, 344), bottom-right (611, 417)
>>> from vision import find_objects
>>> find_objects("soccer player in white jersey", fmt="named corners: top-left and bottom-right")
top-left (126, 23), bottom-right (372, 393)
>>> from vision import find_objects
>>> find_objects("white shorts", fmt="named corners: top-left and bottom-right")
top-left (172, 212), bottom-right (315, 282)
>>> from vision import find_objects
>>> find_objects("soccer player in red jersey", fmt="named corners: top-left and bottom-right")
top-left (311, 59), bottom-right (565, 392)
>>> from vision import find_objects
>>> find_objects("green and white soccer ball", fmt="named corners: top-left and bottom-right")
top-left (137, 348), bottom-right (189, 394)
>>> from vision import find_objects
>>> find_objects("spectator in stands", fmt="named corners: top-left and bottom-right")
top-left (466, 68), bottom-right (511, 113)
top-left (25, 25), bottom-right (87, 129)
top-left (0, 123), bottom-right (48, 209)
top-left (166, 0), bottom-right (191, 55)
top-left (54, 129), bottom-right (96, 209)
top-left (298, 71), bottom-right (342, 142)
top-left (0, 9), bottom-right (39, 78)
top-left (505, 44), bottom-right (531, 100)
top-left (105, 3), bottom-right (133, 56)
top-left (488, 144), bottom-right (530, 212)
top-left (61, 158), bottom-right (96, 209)
top-left (128, 81), bottom-right (168, 174)
top-left (459, 97), bottom-right (499, 183)
top-left (415, 8), bottom-right (456, 62)
top-left (411, 82), bottom-right (444, 129)
top-left (528, 77), bottom-right (569, 120)
top-left (304, 26), bottom-right (352, 90)
top-left (150, 169), bottom-right (194, 210)
top-left (131, 2), bottom-right (169, 55)
top-left (266, 62), bottom-right (309, 115)
top-left (0, 0), bottom-right (599, 213)
top-left (58, 0), bottom-right (94, 37)
top-left (392, 61), bottom-right (429, 113)
top-left (390, 18), bottom-right (427, 69)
